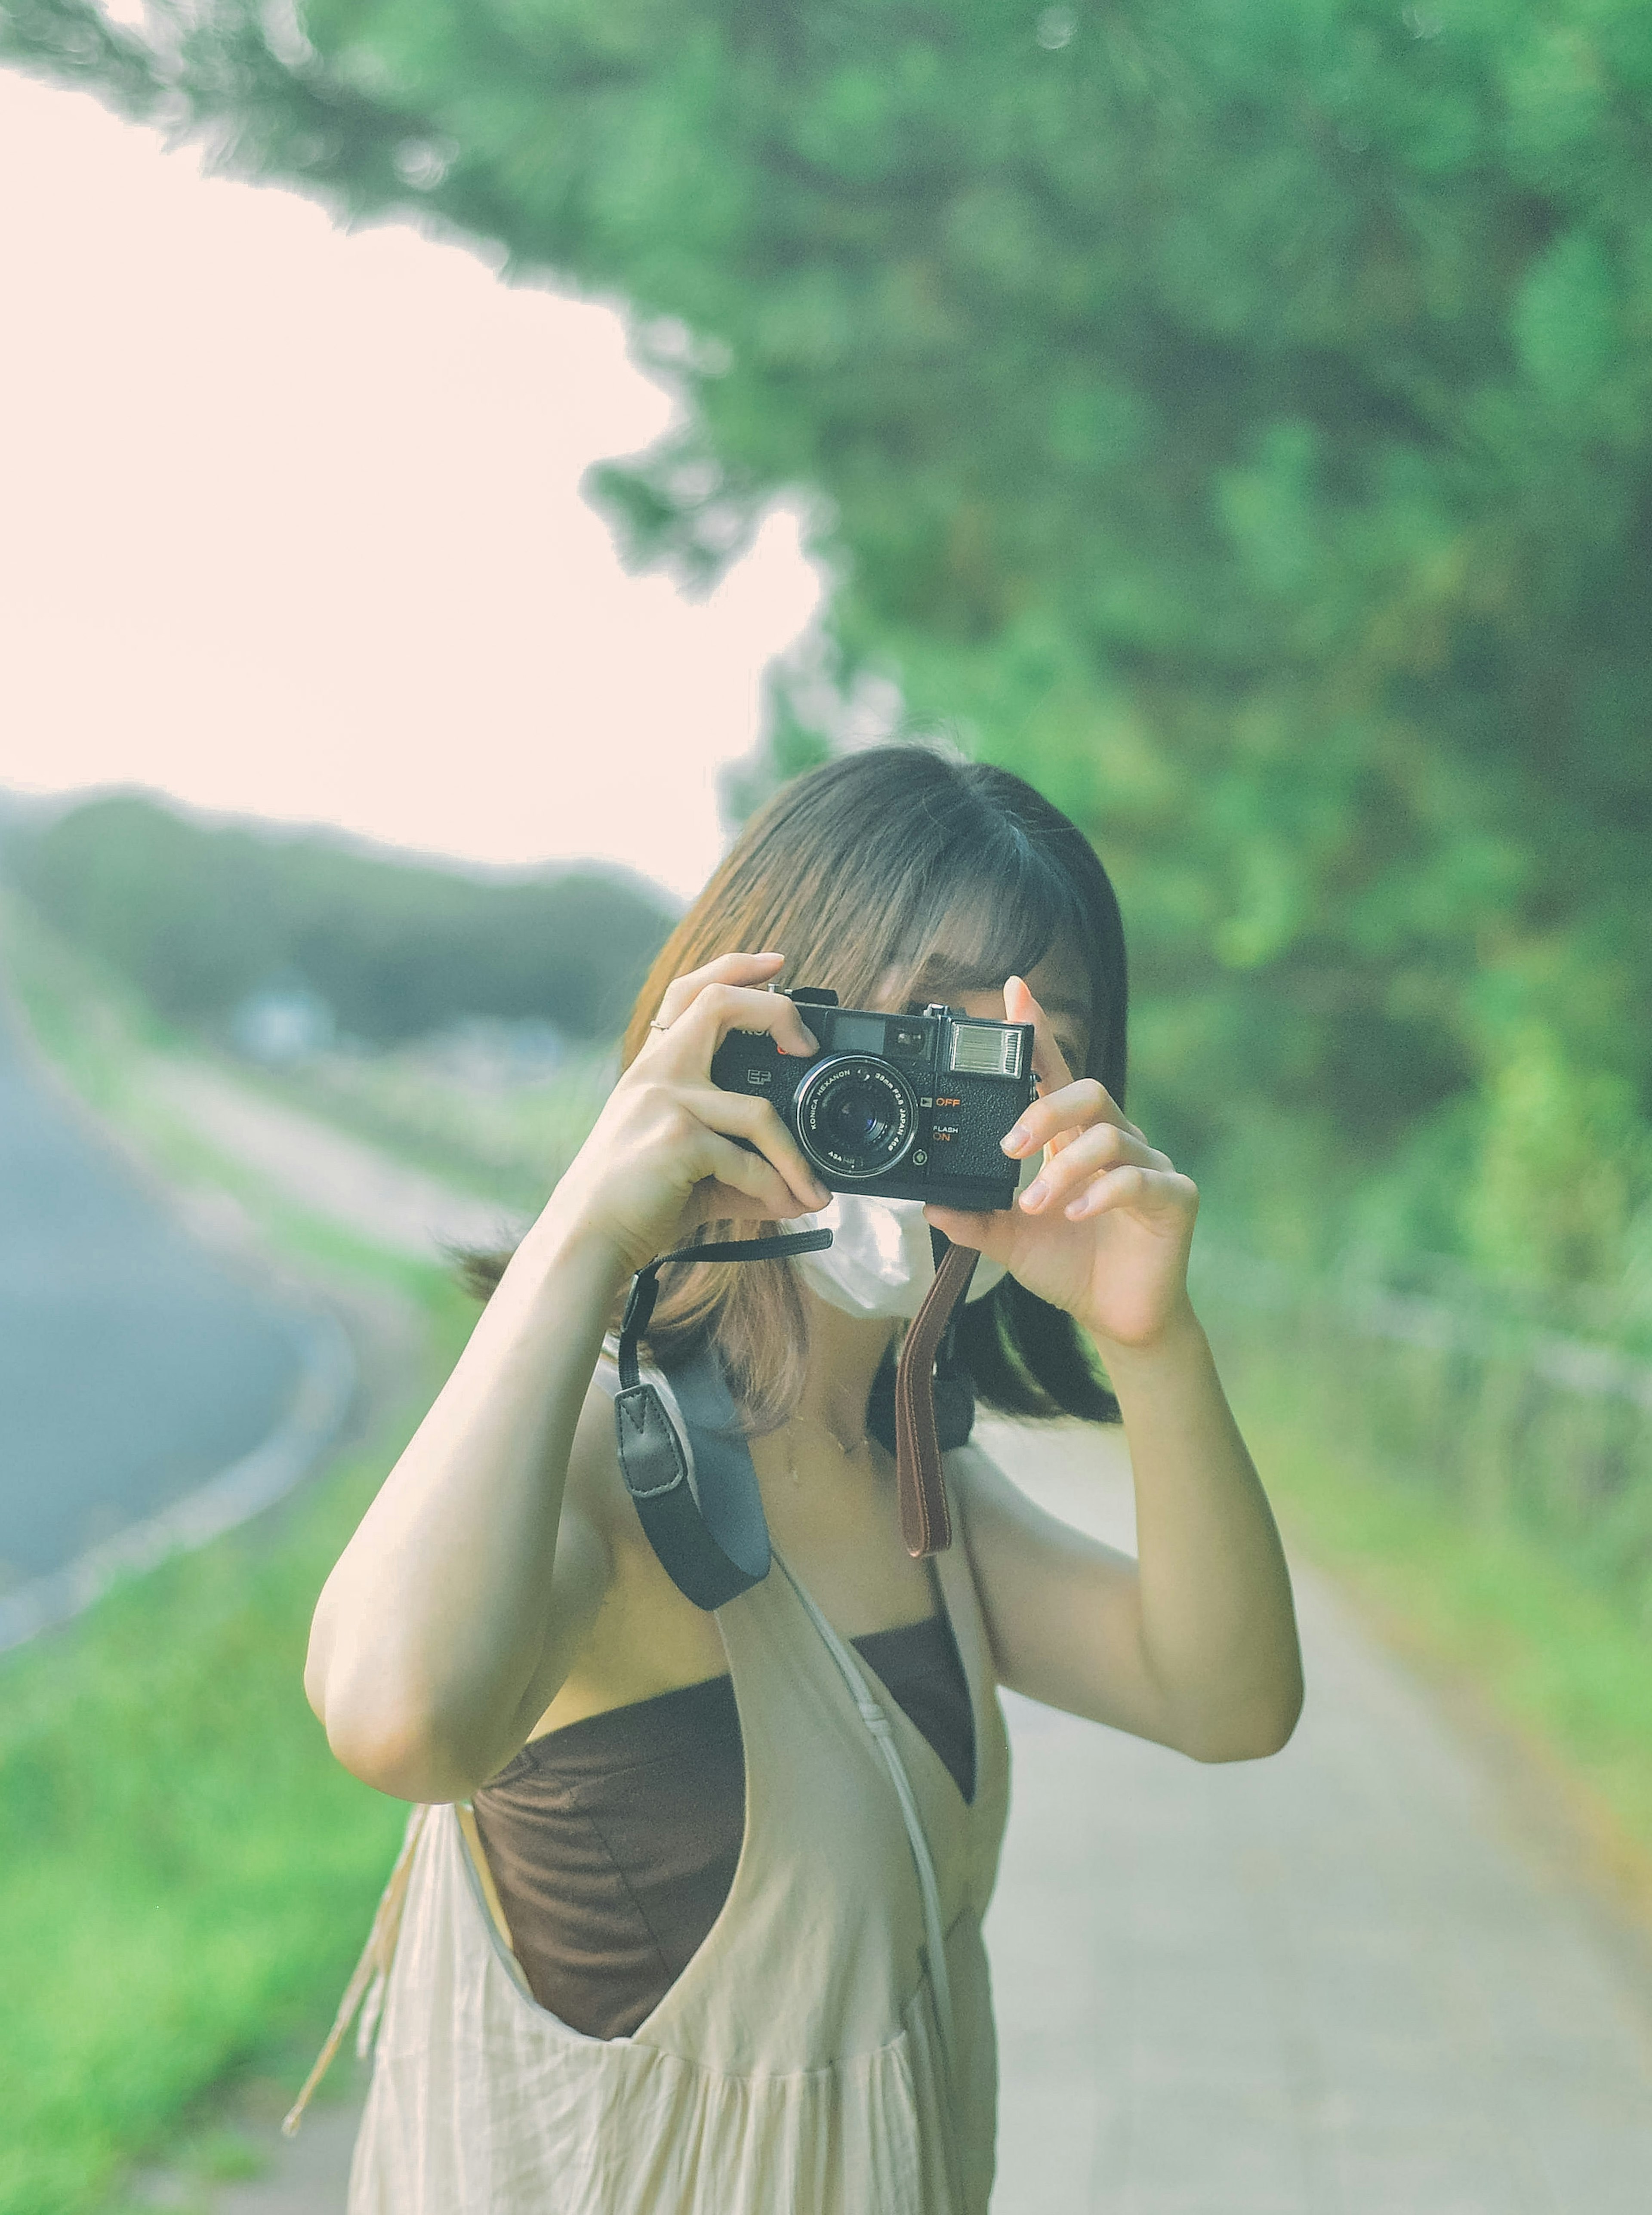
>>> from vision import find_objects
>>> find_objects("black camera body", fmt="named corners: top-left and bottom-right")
top-left (710, 988), bottom-right (1037, 1211)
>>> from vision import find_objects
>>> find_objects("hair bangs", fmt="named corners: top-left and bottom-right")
top-left (891, 822), bottom-right (1097, 1036)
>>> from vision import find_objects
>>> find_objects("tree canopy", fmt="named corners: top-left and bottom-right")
top-left (4, 0), bottom-right (1648, 1288)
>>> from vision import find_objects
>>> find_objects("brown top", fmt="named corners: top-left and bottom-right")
top-left (471, 1610), bottom-right (976, 2040)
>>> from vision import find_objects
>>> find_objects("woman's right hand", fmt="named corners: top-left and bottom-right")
top-left (551, 951), bottom-right (832, 1273)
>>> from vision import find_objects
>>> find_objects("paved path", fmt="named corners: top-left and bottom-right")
top-left (0, 990), bottom-right (334, 1611)
top-left (147, 1059), bottom-right (526, 1264)
top-left (981, 1423), bottom-right (1652, 2215)
top-left (128, 1418), bottom-right (1652, 2213)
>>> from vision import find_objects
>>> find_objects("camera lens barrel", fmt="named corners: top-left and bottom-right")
top-left (792, 1054), bottom-right (918, 1181)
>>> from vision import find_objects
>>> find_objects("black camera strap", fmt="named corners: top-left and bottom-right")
top-left (613, 1228), bottom-right (832, 1610)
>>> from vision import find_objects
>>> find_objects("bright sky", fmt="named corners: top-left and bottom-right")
top-left (0, 69), bottom-right (825, 900)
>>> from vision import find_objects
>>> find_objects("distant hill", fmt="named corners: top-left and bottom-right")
top-left (1, 791), bottom-right (679, 1045)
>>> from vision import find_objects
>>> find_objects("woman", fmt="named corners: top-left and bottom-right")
top-left (297, 745), bottom-right (1304, 2213)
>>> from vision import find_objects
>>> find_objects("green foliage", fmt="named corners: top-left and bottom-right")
top-left (4, 793), bottom-right (676, 1044)
top-left (1467, 1027), bottom-right (1651, 1287)
top-left (3, 0), bottom-right (1649, 1280)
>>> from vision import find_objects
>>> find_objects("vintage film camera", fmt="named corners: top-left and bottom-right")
top-left (710, 988), bottom-right (1037, 1211)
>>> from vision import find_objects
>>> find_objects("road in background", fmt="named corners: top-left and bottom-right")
top-left (0, 992), bottom-right (329, 1594)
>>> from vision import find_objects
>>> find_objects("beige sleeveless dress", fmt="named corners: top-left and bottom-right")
top-left (294, 1488), bottom-right (1012, 2214)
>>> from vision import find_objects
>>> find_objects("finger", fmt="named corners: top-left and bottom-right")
top-left (1004, 975), bottom-right (1073, 1094)
top-left (1002, 1076), bottom-right (1134, 1162)
top-left (1004, 975), bottom-right (1102, 1160)
top-left (688, 1126), bottom-right (817, 1223)
top-left (654, 950), bottom-right (786, 1032)
top-left (1017, 1123), bottom-right (1169, 1213)
top-left (658, 977), bottom-right (821, 1064)
top-left (682, 1083), bottom-right (831, 1213)
top-left (1063, 1163), bottom-right (1197, 1223)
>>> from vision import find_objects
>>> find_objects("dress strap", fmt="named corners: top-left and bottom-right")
top-left (771, 1552), bottom-right (957, 2103)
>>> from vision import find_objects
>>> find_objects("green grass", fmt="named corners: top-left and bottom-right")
top-left (247, 1032), bottom-right (613, 1220)
top-left (0, 1275), bottom-right (478, 2215)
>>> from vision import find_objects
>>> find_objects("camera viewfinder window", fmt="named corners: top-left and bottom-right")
top-left (832, 1014), bottom-right (887, 1055)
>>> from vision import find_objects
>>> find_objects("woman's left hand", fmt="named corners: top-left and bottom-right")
top-left (925, 976), bottom-right (1200, 1353)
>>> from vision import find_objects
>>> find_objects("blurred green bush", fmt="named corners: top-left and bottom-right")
top-left (1199, 1257), bottom-right (1652, 1875)
top-left (1197, 1237), bottom-right (1652, 1616)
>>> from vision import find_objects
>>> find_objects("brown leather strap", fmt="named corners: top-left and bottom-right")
top-left (894, 1238), bottom-right (979, 1557)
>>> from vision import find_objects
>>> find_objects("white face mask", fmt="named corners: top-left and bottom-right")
top-left (786, 1150), bottom-right (1037, 1321)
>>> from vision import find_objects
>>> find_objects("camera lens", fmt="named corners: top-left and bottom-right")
top-left (823, 1075), bottom-right (899, 1154)
top-left (793, 1055), bottom-right (916, 1181)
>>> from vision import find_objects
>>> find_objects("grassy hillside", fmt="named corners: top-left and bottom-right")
top-left (1, 789), bottom-right (676, 1047)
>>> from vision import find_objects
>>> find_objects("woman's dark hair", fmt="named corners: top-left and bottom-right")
top-left (462, 744), bottom-right (1128, 1430)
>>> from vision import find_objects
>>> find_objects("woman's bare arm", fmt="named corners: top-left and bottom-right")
top-left (303, 951), bottom-right (829, 1805)
top-left (303, 1211), bottom-right (626, 1804)
top-left (955, 1314), bottom-right (1303, 1760)
top-left (929, 973), bottom-right (1303, 1764)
